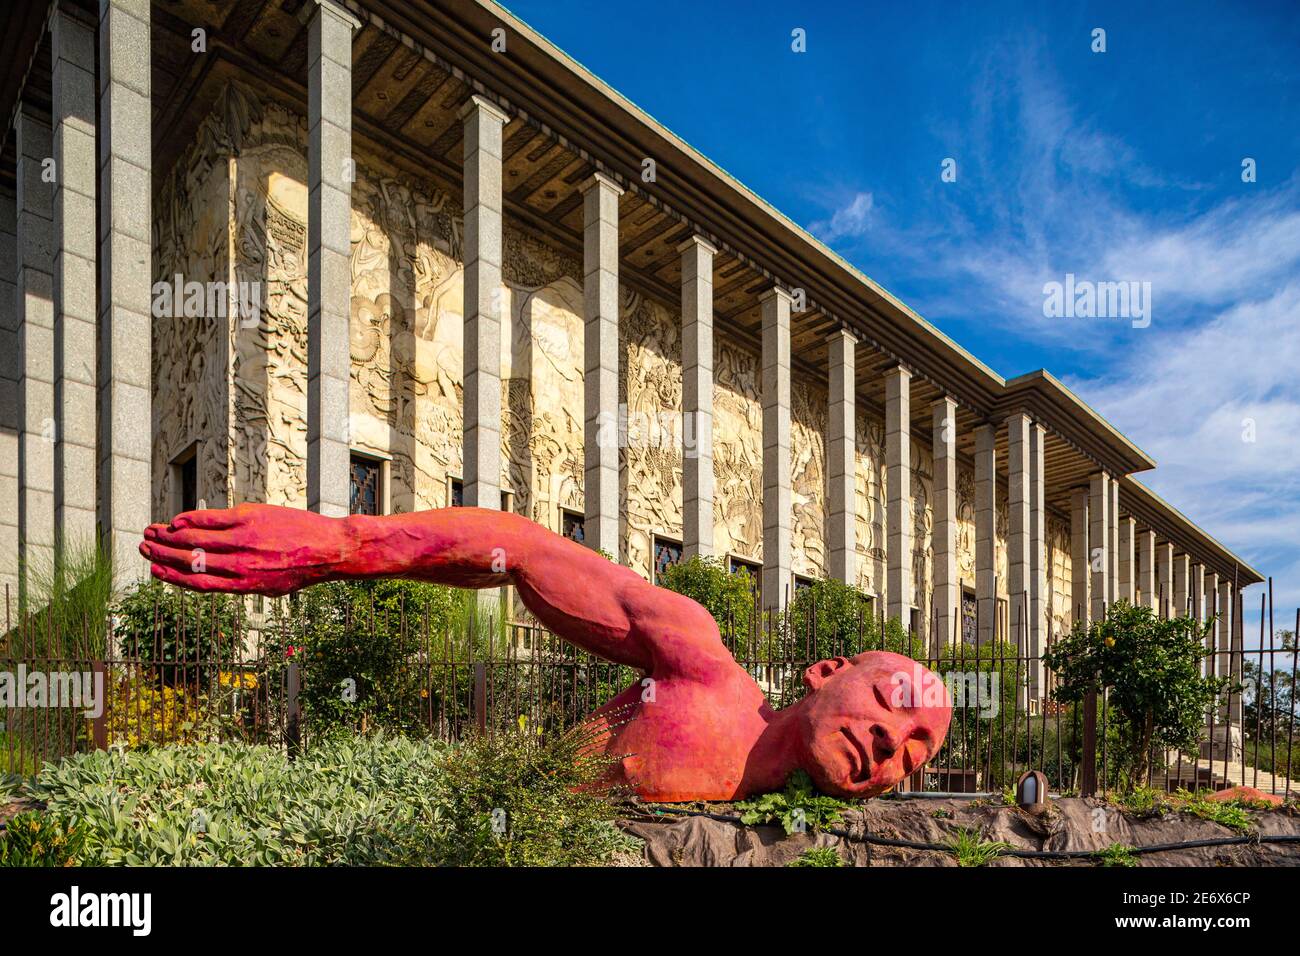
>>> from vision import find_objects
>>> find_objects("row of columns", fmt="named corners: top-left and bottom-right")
top-left (4, 0), bottom-right (153, 607)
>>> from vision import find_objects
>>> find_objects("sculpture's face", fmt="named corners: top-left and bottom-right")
top-left (796, 651), bottom-right (952, 798)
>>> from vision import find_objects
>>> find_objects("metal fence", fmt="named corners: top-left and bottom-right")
top-left (1, 582), bottom-right (1295, 800)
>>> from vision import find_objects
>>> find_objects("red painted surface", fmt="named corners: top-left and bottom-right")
top-left (142, 504), bottom-right (952, 801)
top-left (1206, 785), bottom-right (1283, 808)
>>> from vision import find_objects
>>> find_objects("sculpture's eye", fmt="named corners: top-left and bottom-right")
top-left (873, 683), bottom-right (893, 711)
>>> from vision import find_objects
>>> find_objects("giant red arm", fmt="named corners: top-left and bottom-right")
top-left (142, 504), bottom-right (726, 675)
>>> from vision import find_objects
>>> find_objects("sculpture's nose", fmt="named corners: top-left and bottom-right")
top-left (869, 722), bottom-right (903, 760)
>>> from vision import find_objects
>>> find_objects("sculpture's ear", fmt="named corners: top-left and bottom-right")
top-left (803, 656), bottom-right (852, 692)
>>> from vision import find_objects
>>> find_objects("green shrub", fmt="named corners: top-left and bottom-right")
top-left (114, 580), bottom-right (243, 687)
top-left (1044, 601), bottom-right (1228, 792)
top-left (787, 846), bottom-right (844, 867)
top-left (0, 812), bottom-right (83, 867)
top-left (1096, 843), bottom-right (1137, 867)
top-left (22, 730), bottom-right (637, 866)
top-left (658, 555), bottom-right (755, 644)
top-left (736, 770), bottom-right (850, 834)
top-left (947, 827), bottom-right (1012, 867)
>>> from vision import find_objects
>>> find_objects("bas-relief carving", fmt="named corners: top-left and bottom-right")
top-left (158, 82), bottom-right (1081, 620)
top-left (152, 112), bottom-right (235, 520)
top-left (1048, 513), bottom-right (1073, 636)
top-left (620, 289), bottom-right (683, 576)
top-left (854, 414), bottom-right (886, 596)
top-left (791, 380), bottom-right (826, 579)
top-left (713, 341), bottom-right (762, 563)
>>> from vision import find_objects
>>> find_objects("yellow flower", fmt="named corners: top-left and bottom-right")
top-left (1104, 637), bottom-right (1115, 648)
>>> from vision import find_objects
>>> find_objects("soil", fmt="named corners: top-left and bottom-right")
top-left (617, 796), bottom-right (1300, 867)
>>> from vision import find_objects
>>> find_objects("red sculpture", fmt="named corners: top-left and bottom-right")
top-left (141, 505), bottom-right (951, 802)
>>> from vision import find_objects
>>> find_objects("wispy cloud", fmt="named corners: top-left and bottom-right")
top-left (807, 190), bottom-right (874, 243)
top-left (804, 33), bottom-right (1300, 631)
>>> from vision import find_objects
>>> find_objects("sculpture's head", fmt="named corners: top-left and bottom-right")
top-left (794, 650), bottom-right (952, 798)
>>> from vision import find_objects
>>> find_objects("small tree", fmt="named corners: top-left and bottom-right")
top-left (1043, 600), bottom-right (1227, 791)
top-left (657, 555), bottom-right (755, 646)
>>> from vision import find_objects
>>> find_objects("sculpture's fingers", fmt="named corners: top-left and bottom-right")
top-left (140, 541), bottom-right (241, 577)
top-left (149, 563), bottom-right (242, 593)
top-left (146, 523), bottom-right (242, 553)
top-left (170, 508), bottom-right (240, 532)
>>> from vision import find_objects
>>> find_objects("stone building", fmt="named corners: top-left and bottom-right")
top-left (0, 0), bottom-right (1263, 700)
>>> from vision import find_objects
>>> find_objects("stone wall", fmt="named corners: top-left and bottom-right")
top-left (152, 81), bottom-right (1067, 632)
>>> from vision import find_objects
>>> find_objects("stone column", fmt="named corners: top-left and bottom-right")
top-left (1088, 471), bottom-right (1110, 622)
top-left (582, 172), bottom-right (623, 554)
top-left (827, 329), bottom-right (856, 585)
top-left (53, 7), bottom-right (98, 553)
top-left (306, 0), bottom-right (358, 517)
top-left (1108, 478), bottom-right (1120, 598)
top-left (1206, 571), bottom-right (1220, 677)
top-left (1028, 421), bottom-right (1047, 695)
top-left (1157, 542), bottom-right (1174, 617)
top-left (974, 423), bottom-right (996, 643)
top-left (885, 365), bottom-right (912, 629)
top-left (931, 396), bottom-right (958, 650)
top-left (17, 104), bottom-right (55, 603)
top-left (1070, 487), bottom-right (1089, 624)
top-left (680, 235), bottom-right (715, 559)
top-left (1219, 579), bottom-right (1237, 722)
top-left (1005, 413), bottom-right (1030, 633)
top-left (1138, 529), bottom-right (1157, 610)
top-left (460, 94), bottom-right (509, 512)
top-left (1173, 553), bottom-right (1190, 618)
top-left (1117, 516), bottom-right (1135, 603)
top-left (760, 287), bottom-right (792, 609)
top-left (1190, 563), bottom-right (1205, 623)
top-left (0, 188), bottom-right (17, 608)
top-left (98, 0), bottom-right (154, 579)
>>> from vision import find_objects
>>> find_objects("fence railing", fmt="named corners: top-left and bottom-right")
top-left (1, 583), bottom-right (1295, 800)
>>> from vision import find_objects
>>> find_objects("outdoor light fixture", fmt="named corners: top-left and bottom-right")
top-left (1015, 770), bottom-right (1050, 814)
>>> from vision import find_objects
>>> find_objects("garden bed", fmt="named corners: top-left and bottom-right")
top-left (619, 794), bottom-right (1300, 867)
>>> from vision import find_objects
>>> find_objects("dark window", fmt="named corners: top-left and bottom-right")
top-left (961, 589), bottom-right (979, 645)
top-left (652, 537), bottom-right (683, 583)
top-left (449, 478), bottom-right (464, 507)
top-left (349, 455), bottom-right (382, 516)
top-left (729, 556), bottom-right (762, 601)
top-left (794, 574), bottom-right (815, 594)
top-left (561, 509), bottom-right (585, 543)
top-left (501, 490), bottom-right (513, 512)
top-left (180, 454), bottom-right (197, 513)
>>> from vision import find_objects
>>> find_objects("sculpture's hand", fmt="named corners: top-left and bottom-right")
top-left (140, 503), bottom-right (352, 596)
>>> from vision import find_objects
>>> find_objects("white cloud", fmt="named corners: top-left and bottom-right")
top-left (807, 191), bottom-right (874, 243)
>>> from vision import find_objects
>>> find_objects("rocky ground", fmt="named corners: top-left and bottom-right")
top-left (618, 795), bottom-right (1300, 867)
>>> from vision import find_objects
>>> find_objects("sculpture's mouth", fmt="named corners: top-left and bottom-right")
top-left (840, 726), bottom-right (873, 784)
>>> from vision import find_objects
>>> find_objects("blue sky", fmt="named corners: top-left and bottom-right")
top-left (504, 0), bottom-right (1300, 637)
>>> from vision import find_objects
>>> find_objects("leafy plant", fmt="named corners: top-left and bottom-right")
top-left (1112, 785), bottom-right (1169, 818)
top-left (946, 827), bottom-right (1012, 867)
top-left (1043, 601), bottom-right (1228, 792)
top-left (658, 555), bottom-right (755, 644)
top-left (0, 812), bottom-right (83, 867)
top-left (19, 729), bottom-right (638, 867)
top-left (1177, 789), bottom-right (1254, 833)
top-left (787, 845), bottom-right (844, 867)
top-left (736, 770), bottom-right (850, 835)
top-left (114, 580), bottom-right (243, 687)
top-left (1096, 843), bottom-right (1137, 867)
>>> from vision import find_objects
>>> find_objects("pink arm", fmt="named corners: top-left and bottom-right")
top-left (142, 504), bottom-right (728, 675)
